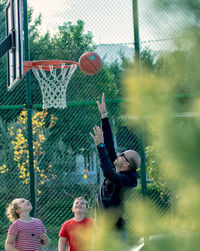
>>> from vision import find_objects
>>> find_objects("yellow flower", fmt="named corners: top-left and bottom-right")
top-left (10, 131), bottom-right (14, 136)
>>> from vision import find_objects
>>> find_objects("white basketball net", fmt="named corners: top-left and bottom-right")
top-left (32, 63), bottom-right (77, 109)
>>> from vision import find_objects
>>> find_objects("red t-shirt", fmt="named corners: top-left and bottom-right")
top-left (59, 217), bottom-right (94, 251)
top-left (8, 218), bottom-right (46, 251)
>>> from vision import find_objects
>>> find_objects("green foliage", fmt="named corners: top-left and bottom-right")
top-left (51, 20), bottom-right (94, 60)
top-left (145, 145), bottom-right (170, 199)
top-left (26, 14), bottom-right (122, 159)
top-left (0, 118), bottom-right (20, 188)
top-left (1, 1), bottom-right (194, 250)
top-left (0, 0), bottom-right (7, 12)
top-left (30, 19), bottom-right (94, 61)
top-left (116, 125), bottom-right (140, 152)
top-left (147, 183), bottom-right (171, 211)
top-left (140, 47), bottom-right (157, 71)
top-left (124, 1), bottom-right (200, 250)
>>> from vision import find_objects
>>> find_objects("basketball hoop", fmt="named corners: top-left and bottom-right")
top-left (24, 60), bottom-right (78, 109)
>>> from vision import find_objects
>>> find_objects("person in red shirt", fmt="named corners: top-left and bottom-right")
top-left (58, 197), bottom-right (94, 251)
top-left (5, 198), bottom-right (50, 251)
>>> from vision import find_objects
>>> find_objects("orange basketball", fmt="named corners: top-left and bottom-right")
top-left (78, 52), bottom-right (102, 75)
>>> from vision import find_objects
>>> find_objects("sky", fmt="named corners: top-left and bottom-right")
top-left (28, 0), bottom-right (134, 44)
top-left (27, 0), bottom-right (188, 57)
top-left (28, 0), bottom-right (179, 47)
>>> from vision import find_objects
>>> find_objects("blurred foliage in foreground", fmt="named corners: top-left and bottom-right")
top-left (121, 0), bottom-right (200, 250)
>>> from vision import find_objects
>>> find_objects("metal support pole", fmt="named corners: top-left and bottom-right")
top-left (0, 33), bottom-right (12, 59)
top-left (132, 0), bottom-right (141, 64)
top-left (132, 1), bottom-right (148, 249)
top-left (132, 0), bottom-right (147, 197)
top-left (23, 0), bottom-right (36, 217)
top-left (139, 130), bottom-right (147, 196)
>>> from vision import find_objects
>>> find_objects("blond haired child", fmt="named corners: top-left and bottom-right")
top-left (5, 198), bottom-right (50, 251)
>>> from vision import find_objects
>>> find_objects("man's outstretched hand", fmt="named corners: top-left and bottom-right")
top-left (90, 126), bottom-right (104, 146)
top-left (96, 93), bottom-right (107, 115)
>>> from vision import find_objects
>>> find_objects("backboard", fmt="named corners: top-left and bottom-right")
top-left (6, 0), bottom-right (23, 91)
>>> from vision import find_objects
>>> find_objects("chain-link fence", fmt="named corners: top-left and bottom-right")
top-left (0, 0), bottom-right (199, 250)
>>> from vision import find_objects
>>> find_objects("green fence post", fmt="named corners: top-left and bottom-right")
top-left (23, 0), bottom-right (36, 217)
top-left (132, 0), bottom-right (147, 196)
top-left (132, 0), bottom-right (148, 249)
top-left (132, 0), bottom-right (140, 63)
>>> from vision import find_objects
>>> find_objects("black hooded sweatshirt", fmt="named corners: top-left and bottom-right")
top-left (96, 117), bottom-right (139, 230)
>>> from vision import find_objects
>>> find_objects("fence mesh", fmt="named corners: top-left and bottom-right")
top-left (0, 0), bottom-right (198, 250)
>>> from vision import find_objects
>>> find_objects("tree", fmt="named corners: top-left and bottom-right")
top-left (145, 145), bottom-right (170, 197)
top-left (27, 18), bottom-right (120, 157)
top-left (0, 117), bottom-right (18, 186)
top-left (0, 0), bottom-right (7, 40)
top-left (7, 110), bottom-right (57, 194)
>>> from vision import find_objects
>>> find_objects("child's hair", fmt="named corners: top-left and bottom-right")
top-left (6, 199), bottom-right (21, 222)
top-left (74, 197), bottom-right (89, 208)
